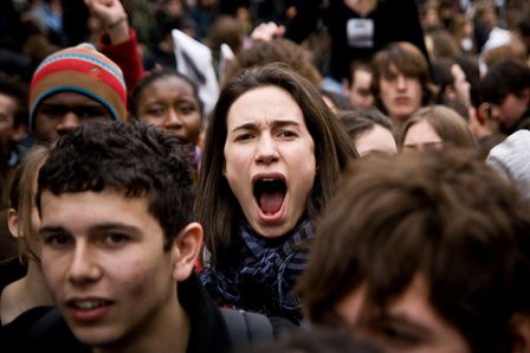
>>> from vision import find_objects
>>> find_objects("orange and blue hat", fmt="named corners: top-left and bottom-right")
top-left (29, 43), bottom-right (127, 129)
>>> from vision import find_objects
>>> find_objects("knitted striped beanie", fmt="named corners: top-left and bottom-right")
top-left (29, 43), bottom-right (127, 129)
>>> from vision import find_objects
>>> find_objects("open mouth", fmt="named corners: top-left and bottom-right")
top-left (253, 177), bottom-right (287, 215)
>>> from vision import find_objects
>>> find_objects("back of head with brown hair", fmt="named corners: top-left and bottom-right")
top-left (298, 148), bottom-right (530, 353)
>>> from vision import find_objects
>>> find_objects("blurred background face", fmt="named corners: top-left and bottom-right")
top-left (488, 93), bottom-right (529, 133)
top-left (402, 120), bottom-right (443, 151)
top-left (379, 65), bottom-right (423, 124)
top-left (347, 68), bottom-right (375, 110)
top-left (0, 93), bottom-right (18, 155)
top-left (354, 125), bottom-right (397, 157)
top-left (451, 64), bottom-right (470, 109)
top-left (162, 0), bottom-right (183, 16)
top-left (136, 75), bottom-right (202, 145)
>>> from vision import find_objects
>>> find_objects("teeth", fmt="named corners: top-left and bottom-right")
top-left (73, 301), bottom-right (106, 310)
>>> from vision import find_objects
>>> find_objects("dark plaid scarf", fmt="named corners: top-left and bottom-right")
top-left (200, 218), bottom-right (313, 325)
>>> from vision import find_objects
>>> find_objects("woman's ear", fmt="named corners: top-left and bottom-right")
top-left (172, 222), bottom-right (203, 282)
top-left (7, 208), bottom-right (20, 239)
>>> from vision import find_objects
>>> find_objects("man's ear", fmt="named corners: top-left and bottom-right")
top-left (7, 208), bottom-right (20, 238)
top-left (511, 313), bottom-right (530, 353)
top-left (172, 222), bottom-right (203, 282)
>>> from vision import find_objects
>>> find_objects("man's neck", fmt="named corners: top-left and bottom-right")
top-left (93, 299), bottom-right (190, 353)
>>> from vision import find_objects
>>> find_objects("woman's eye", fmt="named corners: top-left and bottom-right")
top-left (235, 133), bottom-right (253, 141)
top-left (279, 130), bottom-right (297, 138)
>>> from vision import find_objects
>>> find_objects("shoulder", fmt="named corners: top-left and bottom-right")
top-left (221, 309), bottom-right (298, 341)
top-left (269, 315), bottom-right (299, 338)
top-left (0, 306), bottom-right (51, 339)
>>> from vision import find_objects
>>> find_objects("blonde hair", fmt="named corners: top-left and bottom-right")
top-left (10, 144), bottom-right (51, 263)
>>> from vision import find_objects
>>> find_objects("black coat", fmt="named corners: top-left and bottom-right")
top-left (285, 0), bottom-right (430, 81)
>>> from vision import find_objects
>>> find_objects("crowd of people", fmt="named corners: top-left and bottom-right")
top-left (1, 0), bottom-right (530, 352)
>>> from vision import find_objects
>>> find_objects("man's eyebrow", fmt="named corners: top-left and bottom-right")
top-left (88, 223), bottom-right (141, 235)
top-left (39, 223), bottom-right (141, 236)
top-left (39, 226), bottom-right (68, 237)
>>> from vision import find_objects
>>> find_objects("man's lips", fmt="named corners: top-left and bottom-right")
top-left (394, 97), bottom-right (411, 104)
top-left (66, 298), bottom-right (113, 322)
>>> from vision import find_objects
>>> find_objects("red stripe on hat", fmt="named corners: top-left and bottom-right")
top-left (31, 59), bottom-right (126, 104)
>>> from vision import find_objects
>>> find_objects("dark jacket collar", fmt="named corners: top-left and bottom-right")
top-left (180, 272), bottom-right (234, 353)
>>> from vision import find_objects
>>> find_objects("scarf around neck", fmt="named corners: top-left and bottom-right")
top-left (200, 218), bottom-right (313, 325)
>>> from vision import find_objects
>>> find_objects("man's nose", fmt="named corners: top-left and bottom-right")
top-left (67, 243), bottom-right (102, 285)
top-left (57, 112), bottom-right (81, 134)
